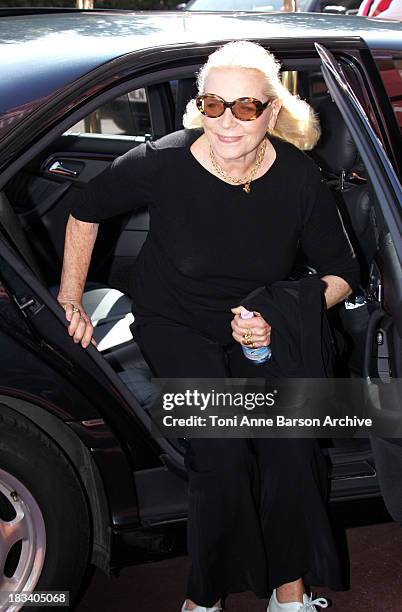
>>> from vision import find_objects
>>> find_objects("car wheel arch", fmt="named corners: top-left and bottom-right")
top-left (0, 396), bottom-right (112, 574)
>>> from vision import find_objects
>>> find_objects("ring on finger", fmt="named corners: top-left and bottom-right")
top-left (61, 302), bottom-right (80, 314)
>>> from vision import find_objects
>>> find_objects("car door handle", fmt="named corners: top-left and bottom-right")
top-left (48, 160), bottom-right (81, 177)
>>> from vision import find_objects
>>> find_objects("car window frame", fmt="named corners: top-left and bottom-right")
top-left (337, 50), bottom-right (402, 181)
top-left (0, 40), bottom-right (398, 186)
top-left (64, 82), bottom-right (175, 142)
top-left (316, 43), bottom-right (402, 326)
top-left (0, 62), bottom-right (200, 189)
top-left (317, 44), bottom-right (402, 250)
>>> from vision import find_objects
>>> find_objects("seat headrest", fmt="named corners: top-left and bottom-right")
top-left (311, 98), bottom-right (359, 175)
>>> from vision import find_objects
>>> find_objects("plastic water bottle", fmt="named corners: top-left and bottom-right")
top-left (240, 309), bottom-right (271, 365)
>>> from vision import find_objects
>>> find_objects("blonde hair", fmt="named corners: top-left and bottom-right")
top-left (182, 40), bottom-right (320, 151)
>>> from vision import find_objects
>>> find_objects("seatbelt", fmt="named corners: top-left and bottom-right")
top-left (0, 191), bottom-right (46, 284)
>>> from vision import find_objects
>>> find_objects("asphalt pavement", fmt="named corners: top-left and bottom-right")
top-left (77, 499), bottom-right (402, 611)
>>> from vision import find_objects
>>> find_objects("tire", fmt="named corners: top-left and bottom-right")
top-left (0, 406), bottom-right (92, 611)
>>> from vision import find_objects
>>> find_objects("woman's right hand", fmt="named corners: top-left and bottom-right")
top-left (57, 299), bottom-right (97, 349)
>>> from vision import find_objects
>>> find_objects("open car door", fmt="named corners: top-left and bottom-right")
top-left (315, 43), bottom-right (402, 523)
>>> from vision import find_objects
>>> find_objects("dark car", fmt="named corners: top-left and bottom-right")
top-left (0, 7), bottom-right (401, 610)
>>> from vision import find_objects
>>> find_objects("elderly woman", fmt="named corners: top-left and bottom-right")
top-left (59, 41), bottom-right (359, 612)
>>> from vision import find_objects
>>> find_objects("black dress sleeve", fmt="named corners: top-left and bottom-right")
top-left (300, 164), bottom-right (361, 294)
top-left (69, 140), bottom-right (155, 222)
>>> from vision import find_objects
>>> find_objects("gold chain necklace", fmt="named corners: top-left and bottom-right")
top-left (209, 138), bottom-right (267, 194)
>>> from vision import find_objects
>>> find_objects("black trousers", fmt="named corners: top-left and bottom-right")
top-left (135, 321), bottom-right (345, 607)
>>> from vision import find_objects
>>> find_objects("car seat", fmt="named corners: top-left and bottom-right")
top-left (0, 189), bottom-right (133, 353)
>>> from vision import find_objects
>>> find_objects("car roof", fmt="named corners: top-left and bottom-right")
top-left (2, 10), bottom-right (401, 49)
top-left (1, 11), bottom-right (401, 138)
top-left (2, 11), bottom-right (402, 67)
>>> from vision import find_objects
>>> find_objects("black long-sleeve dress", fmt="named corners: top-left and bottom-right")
top-left (70, 128), bottom-right (359, 605)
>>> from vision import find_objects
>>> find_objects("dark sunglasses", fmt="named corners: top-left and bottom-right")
top-left (196, 93), bottom-right (270, 121)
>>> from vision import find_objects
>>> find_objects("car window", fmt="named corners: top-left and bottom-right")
top-left (64, 88), bottom-right (152, 139)
top-left (63, 70), bottom-right (327, 142)
top-left (374, 52), bottom-right (402, 138)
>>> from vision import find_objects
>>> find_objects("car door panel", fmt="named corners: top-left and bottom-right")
top-left (316, 42), bottom-right (402, 522)
top-left (5, 136), bottom-right (150, 291)
top-left (3, 82), bottom-right (173, 292)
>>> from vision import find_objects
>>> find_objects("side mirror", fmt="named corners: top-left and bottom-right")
top-left (322, 4), bottom-right (347, 12)
top-left (176, 2), bottom-right (187, 8)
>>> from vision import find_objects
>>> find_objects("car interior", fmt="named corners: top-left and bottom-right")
top-left (0, 56), bottom-right (388, 520)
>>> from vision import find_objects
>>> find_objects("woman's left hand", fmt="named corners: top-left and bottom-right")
top-left (230, 306), bottom-right (272, 348)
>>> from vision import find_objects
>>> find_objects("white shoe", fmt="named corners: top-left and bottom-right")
top-left (181, 601), bottom-right (222, 612)
top-left (267, 589), bottom-right (329, 611)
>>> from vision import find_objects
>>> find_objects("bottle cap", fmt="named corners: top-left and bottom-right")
top-left (240, 309), bottom-right (254, 320)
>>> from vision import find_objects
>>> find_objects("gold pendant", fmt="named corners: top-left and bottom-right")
top-left (243, 183), bottom-right (250, 194)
